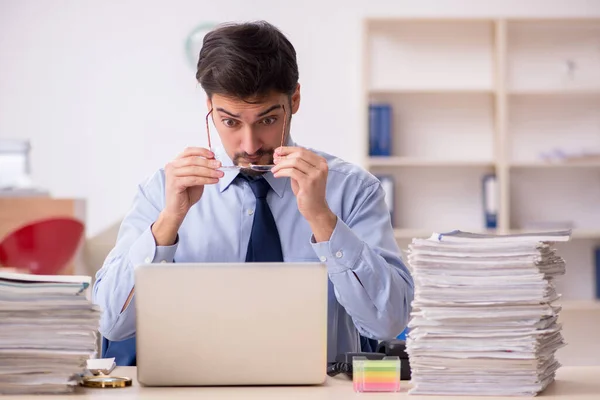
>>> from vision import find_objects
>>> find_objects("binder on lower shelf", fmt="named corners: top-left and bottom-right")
top-left (482, 174), bottom-right (497, 229)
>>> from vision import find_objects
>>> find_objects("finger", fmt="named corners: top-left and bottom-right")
top-left (275, 151), bottom-right (318, 168)
top-left (274, 147), bottom-right (322, 167)
top-left (175, 176), bottom-right (219, 189)
top-left (177, 147), bottom-right (215, 159)
top-left (172, 157), bottom-right (221, 169)
top-left (273, 146), bottom-right (302, 156)
top-left (173, 166), bottom-right (224, 179)
top-left (271, 157), bottom-right (314, 175)
top-left (272, 167), bottom-right (308, 184)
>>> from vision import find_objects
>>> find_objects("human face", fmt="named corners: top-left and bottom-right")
top-left (206, 86), bottom-right (300, 168)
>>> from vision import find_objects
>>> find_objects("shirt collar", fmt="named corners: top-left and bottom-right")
top-left (214, 148), bottom-right (239, 193)
top-left (215, 136), bottom-right (295, 198)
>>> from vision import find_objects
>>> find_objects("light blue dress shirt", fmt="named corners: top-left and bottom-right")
top-left (93, 141), bottom-right (414, 362)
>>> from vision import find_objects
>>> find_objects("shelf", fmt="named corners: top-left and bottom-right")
top-left (369, 89), bottom-right (600, 97)
top-left (366, 93), bottom-right (495, 160)
top-left (507, 20), bottom-right (600, 93)
top-left (509, 89), bottom-right (600, 96)
top-left (507, 229), bottom-right (600, 240)
top-left (510, 169), bottom-right (600, 231)
top-left (367, 20), bottom-right (493, 92)
top-left (509, 161), bottom-right (600, 169)
top-left (380, 168), bottom-right (490, 230)
top-left (508, 95), bottom-right (600, 166)
top-left (364, 18), bottom-right (600, 316)
top-left (369, 88), bottom-right (493, 95)
top-left (369, 157), bottom-right (495, 168)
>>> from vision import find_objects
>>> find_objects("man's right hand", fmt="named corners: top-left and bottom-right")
top-left (152, 147), bottom-right (224, 246)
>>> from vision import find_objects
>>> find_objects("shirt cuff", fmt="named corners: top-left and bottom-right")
top-left (310, 218), bottom-right (364, 274)
top-left (128, 225), bottom-right (179, 266)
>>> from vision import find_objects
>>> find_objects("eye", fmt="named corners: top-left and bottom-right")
top-left (222, 119), bottom-right (238, 128)
top-left (261, 117), bottom-right (277, 126)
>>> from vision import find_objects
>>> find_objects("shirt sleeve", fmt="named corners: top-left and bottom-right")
top-left (92, 169), bottom-right (178, 341)
top-left (310, 180), bottom-right (414, 340)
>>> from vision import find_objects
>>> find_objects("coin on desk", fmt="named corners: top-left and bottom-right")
top-left (80, 376), bottom-right (132, 388)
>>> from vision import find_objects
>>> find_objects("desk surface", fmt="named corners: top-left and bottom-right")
top-left (5, 366), bottom-right (600, 399)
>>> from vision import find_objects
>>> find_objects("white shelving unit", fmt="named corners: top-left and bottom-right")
top-left (362, 18), bottom-right (600, 305)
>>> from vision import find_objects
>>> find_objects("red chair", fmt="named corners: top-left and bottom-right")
top-left (0, 217), bottom-right (84, 275)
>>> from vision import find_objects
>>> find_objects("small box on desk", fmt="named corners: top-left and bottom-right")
top-left (352, 356), bottom-right (401, 392)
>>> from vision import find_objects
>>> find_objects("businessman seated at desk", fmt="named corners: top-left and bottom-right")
top-left (93, 20), bottom-right (414, 366)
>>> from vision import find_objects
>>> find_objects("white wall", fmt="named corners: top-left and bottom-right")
top-left (1, 0), bottom-right (600, 237)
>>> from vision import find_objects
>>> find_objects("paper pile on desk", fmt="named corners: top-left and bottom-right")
top-left (0, 271), bottom-right (101, 394)
top-left (406, 230), bottom-right (570, 396)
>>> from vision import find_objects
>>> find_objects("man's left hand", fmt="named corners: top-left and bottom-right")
top-left (272, 146), bottom-right (337, 242)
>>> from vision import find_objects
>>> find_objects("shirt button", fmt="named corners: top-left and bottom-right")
top-left (335, 251), bottom-right (343, 259)
top-left (144, 257), bottom-right (151, 263)
top-left (248, 209), bottom-right (254, 216)
top-left (319, 256), bottom-right (327, 262)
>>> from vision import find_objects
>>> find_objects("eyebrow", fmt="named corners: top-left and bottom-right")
top-left (216, 108), bottom-right (240, 118)
top-left (256, 104), bottom-right (281, 117)
top-left (216, 104), bottom-right (282, 119)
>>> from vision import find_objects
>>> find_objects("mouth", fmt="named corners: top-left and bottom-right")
top-left (244, 156), bottom-right (262, 163)
top-left (233, 150), bottom-right (274, 167)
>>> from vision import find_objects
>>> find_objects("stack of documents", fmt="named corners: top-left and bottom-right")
top-left (406, 230), bottom-right (571, 396)
top-left (0, 271), bottom-right (101, 394)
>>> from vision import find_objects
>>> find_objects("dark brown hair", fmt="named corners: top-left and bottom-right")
top-left (196, 21), bottom-right (299, 100)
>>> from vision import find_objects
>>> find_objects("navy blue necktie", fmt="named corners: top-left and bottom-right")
top-left (244, 176), bottom-right (283, 262)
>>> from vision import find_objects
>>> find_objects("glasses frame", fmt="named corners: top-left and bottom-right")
top-left (205, 104), bottom-right (287, 170)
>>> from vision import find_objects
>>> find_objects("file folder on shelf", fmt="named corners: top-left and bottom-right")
top-left (482, 174), bottom-right (497, 229)
top-left (369, 104), bottom-right (392, 156)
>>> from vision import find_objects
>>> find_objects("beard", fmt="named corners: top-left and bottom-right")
top-left (233, 148), bottom-right (275, 176)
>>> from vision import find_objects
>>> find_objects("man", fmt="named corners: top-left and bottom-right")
top-left (93, 20), bottom-right (413, 366)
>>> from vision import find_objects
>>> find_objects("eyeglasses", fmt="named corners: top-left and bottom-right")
top-left (205, 104), bottom-right (287, 171)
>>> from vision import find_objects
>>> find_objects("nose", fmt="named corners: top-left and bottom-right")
top-left (240, 126), bottom-right (262, 155)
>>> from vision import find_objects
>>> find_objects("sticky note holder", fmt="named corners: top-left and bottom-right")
top-left (352, 356), bottom-right (401, 393)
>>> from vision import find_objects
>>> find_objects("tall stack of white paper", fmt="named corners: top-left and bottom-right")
top-left (0, 271), bottom-right (101, 394)
top-left (406, 230), bottom-right (571, 396)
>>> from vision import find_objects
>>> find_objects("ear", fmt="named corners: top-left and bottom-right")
top-left (206, 97), bottom-right (213, 111)
top-left (291, 84), bottom-right (301, 114)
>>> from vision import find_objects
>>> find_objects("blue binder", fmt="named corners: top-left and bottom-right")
top-left (369, 104), bottom-right (392, 156)
top-left (482, 174), bottom-right (497, 229)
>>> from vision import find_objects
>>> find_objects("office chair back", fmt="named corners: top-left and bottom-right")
top-left (0, 217), bottom-right (84, 275)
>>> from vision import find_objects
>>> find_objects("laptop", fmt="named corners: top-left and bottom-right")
top-left (134, 262), bottom-right (328, 386)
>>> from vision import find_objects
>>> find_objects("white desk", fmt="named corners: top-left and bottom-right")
top-left (5, 366), bottom-right (600, 399)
